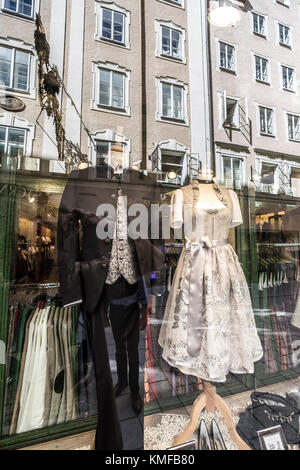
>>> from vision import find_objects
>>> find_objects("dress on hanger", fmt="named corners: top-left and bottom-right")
top-left (158, 181), bottom-right (263, 383)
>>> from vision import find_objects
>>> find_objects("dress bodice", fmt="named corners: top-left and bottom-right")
top-left (170, 181), bottom-right (243, 243)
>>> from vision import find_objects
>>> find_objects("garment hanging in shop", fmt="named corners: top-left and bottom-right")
top-left (3, 296), bottom-right (96, 436)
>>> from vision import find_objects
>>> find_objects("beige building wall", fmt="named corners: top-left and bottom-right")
top-left (209, 0), bottom-right (300, 192)
top-left (0, 0), bottom-right (52, 163)
top-left (0, 0), bottom-right (211, 178)
top-left (144, 0), bottom-right (191, 165)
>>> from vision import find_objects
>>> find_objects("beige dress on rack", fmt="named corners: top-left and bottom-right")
top-left (158, 181), bottom-right (263, 383)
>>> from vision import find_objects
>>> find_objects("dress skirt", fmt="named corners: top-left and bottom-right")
top-left (158, 244), bottom-right (264, 383)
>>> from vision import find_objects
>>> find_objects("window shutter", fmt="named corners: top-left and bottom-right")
top-left (238, 97), bottom-right (248, 128)
top-left (222, 90), bottom-right (227, 123)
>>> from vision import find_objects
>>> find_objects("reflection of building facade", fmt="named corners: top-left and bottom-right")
top-left (0, 0), bottom-right (211, 182)
top-left (1, 0), bottom-right (300, 452)
top-left (209, 0), bottom-right (300, 196)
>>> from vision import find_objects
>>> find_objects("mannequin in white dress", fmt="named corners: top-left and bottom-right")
top-left (159, 169), bottom-right (263, 449)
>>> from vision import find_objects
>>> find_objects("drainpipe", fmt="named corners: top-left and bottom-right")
top-left (140, 0), bottom-right (147, 170)
top-left (206, 0), bottom-right (216, 173)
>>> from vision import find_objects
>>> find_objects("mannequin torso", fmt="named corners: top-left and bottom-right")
top-left (195, 183), bottom-right (226, 210)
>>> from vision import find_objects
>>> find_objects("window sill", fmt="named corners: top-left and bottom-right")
top-left (98, 104), bottom-right (126, 112)
top-left (160, 53), bottom-right (184, 63)
top-left (157, 0), bottom-right (185, 10)
top-left (260, 132), bottom-right (276, 138)
top-left (97, 36), bottom-right (128, 49)
top-left (256, 79), bottom-right (271, 85)
top-left (159, 116), bottom-right (188, 126)
top-left (93, 104), bottom-right (130, 117)
top-left (282, 88), bottom-right (295, 93)
top-left (223, 123), bottom-right (240, 130)
top-left (279, 42), bottom-right (292, 49)
top-left (219, 67), bottom-right (236, 75)
top-left (0, 87), bottom-right (35, 101)
top-left (1, 8), bottom-right (34, 21)
top-left (253, 31), bottom-right (267, 39)
top-left (1, 86), bottom-right (30, 95)
top-left (288, 138), bottom-right (300, 143)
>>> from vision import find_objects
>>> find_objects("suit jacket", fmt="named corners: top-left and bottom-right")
top-left (57, 165), bottom-right (164, 313)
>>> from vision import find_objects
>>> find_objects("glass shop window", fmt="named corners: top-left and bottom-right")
top-left (2, 174), bottom-right (97, 437)
top-left (255, 199), bottom-right (300, 382)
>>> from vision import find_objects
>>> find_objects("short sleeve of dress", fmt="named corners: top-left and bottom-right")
top-left (229, 190), bottom-right (243, 228)
top-left (170, 189), bottom-right (184, 229)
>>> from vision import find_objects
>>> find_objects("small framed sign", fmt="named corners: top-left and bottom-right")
top-left (167, 440), bottom-right (197, 451)
top-left (258, 425), bottom-right (288, 451)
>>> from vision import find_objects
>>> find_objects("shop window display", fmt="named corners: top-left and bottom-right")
top-left (1, 0), bottom-right (300, 454)
top-left (1, 164), bottom-right (98, 440)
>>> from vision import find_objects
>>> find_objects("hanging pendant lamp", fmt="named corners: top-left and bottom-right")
top-left (208, 0), bottom-right (243, 28)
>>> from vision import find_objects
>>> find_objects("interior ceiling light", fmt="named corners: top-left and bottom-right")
top-left (208, 0), bottom-right (242, 28)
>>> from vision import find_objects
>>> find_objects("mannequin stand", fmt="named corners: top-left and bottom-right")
top-left (172, 381), bottom-right (251, 450)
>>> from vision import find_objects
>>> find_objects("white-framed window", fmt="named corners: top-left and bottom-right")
top-left (252, 12), bottom-right (267, 36)
top-left (2, 0), bottom-right (36, 18)
top-left (255, 55), bottom-right (270, 83)
top-left (219, 92), bottom-right (248, 130)
top-left (96, 140), bottom-right (125, 171)
top-left (224, 98), bottom-right (240, 127)
top-left (282, 65), bottom-right (295, 92)
top-left (156, 78), bottom-right (188, 124)
top-left (222, 156), bottom-right (243, 190)
top-left (95, 2), bottom-right (130, 48)
top-left (278, 23), bottom-right (291, 46)
top-left (90, 129), bottom-right (130, 169)
top-left (0, 114), bottom-right (35, 168)
top-left (99, 69), bottom-right (124, 109)
top-left (260, 162), bottom-right (278, 193)
top-left (92, 62), bottom-right (130, 115)
top-left (155, 21), bottom-right (186, 62)
top-left (287, 114), bottom-right (300, 142)
top-left (0, 38), bottom-right (36, 98)
top-left (0, 125), bottom-right (26, 159)
top-left (155, 139), bottom-right (189, 186)
top-left (219, 41), bottom-right (235, 72)
top-left (159, 152), bottom-right (186, 185)
top-left (157, 0), bottom-right (184, 9)
top-left (290, 167), bottom-right (300, 197)
top-left (0, 45), bottom-right (30, 91)
top-left (101, 8), bottom-right (125, 43)
top-left (259, 106), bottom-right (275, 136)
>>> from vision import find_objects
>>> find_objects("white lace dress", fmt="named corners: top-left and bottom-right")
top-left (158, 182), bottom-right (263, 383)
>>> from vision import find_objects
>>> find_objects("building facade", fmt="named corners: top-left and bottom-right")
top-left (209, 0), bottom-right (300, 196)
top-left (0, 0), bottom-right (211, 181)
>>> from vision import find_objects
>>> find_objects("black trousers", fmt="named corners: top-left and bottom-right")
top-left (85, 304), bottom-right (123, 450)
top-left (104, 277), bottom-right (140, 397)
top-left (110, 301), bottom-right (140, 396)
